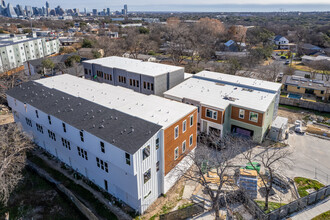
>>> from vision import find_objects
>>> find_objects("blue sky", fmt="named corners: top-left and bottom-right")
top-left (5, 0), bottom-right (330, 11)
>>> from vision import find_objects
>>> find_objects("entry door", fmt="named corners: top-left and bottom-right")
top-left (104, 180), bottom-right (108, 191)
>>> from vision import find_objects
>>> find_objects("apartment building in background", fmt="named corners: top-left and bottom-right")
top-left (82, 56), bottom-right (185, 96)
top-left (164, 71), bottom-right (282, 143)
top-left (0, 33), bottom-right (60, 72)
top-left (6, 74), bottom-right (197, 213)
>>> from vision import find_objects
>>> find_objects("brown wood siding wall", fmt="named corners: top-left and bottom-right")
top-left (231, 106), bottom-right (264, 127)
top-left (164, 109), bottom-right (198, 175)
top-left (201, 106), bottom-right (223, 124)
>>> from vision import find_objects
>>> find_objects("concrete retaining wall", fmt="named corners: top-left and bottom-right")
top-left (280, 97), bottom-right (330, 112)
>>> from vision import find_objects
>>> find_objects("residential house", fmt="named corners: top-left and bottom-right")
top-left (82, 56), bottom-right (185, 96)
top-left (274, 35), bottom-right (289, 49)
top-left (301, 43), bottom-right (323, 55)
top-left (164, 71), bottom-right (282, 143)
top-left (281, 75), bottom-right (330, 101)
top-left (301, 55), bottom-right (330, 64)
top-left (6, 74), bottom-right (197, 214)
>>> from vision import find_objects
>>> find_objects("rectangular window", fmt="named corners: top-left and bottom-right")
top-left (182, 120), bottom-right (186, 133)
top-left (48, 130), bottom-right (56, 141)
top-left (143, 145), bottom-right (150, 160)
top-left (174, 147), bottom-right (179, 160)
top-left (239, 109), bottom-right (245, 119)
top-left (25, 117), bottom-right (32, 127)
top-left (62, 123), bottom-right (66, 132)
top-left (130, 79), bottom-right (132, 86)
top-left (61, 137), bottom-right (71, 150)
top-left (174, 125), bottom-right (179, 139)
top-left (125, 153), bottom-right (131, 165)
top-left (156, 161), bottom-right (159, 172)
top-left (151, 83), bottom-right (154, 91)
top-left (144, 81), bottom-right (146, 89)
top-left (144, 169), bottom-right (151, 184)
top-left (100, 141), bottom-right (105, 153)
top-left (48, 115), bottom-right (51, 124)
top-left (249, 112), bottom-right (258, 123)
top-left (206, 109), bottom-right (217, 120)
top-left (182, 140), bottom-right (186, 153)
top-left (156, 138), bottom-right (159, 150)
top-left (36, 123), bottom-right (43, 133)
top-left (147, 82), bottom-right (150, 90)
top-left (189, 134), bottom-right (193, 146)
top-left (80, 130), bottom-right (84, 142)
top-left (77, 147), bottom-right (88, 160)
top-left (96, 157), bottom-right (108, 173)
top-left (190, 115), bottom-right (194, 127)
top-left (35, 110), bottom-right (39, 118)
top-left (109, 74), bottom-right (112, 81)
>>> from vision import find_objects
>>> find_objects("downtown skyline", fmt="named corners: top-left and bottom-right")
top-left (2, 1), bottom-right (330, 12)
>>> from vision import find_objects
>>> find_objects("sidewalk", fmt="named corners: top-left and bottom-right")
top-left (290, 197), bottom-right (330, 220)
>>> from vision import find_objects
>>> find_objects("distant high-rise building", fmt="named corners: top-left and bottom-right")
top-left (1, 0), bottom-right (6, 8)
top-left (122, 4), bottom-right (127, 15)
top-left (6, 3), bottom-right (17, 18)
top-left (25, 5), bottom-right (32, 17)
top-left (45, 1), bottom-right (49, 16)
top-left (106, 8), bottom-right (110, 16)
top-left (92, 9), bottom-right (97, 16)
top-left (16, 4), bottom-right (25, 16)
top-left (84, 8), bottom-right (87, 15)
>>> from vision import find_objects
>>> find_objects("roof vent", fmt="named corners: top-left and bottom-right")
top-left (93, 124), bottom-right (95, 128)
top-left (115, 117), bottom-right (118, 120)
top-left (99, 125), bottom-right (104, 128)
top-left (112, 139), bottom-right (115, 143)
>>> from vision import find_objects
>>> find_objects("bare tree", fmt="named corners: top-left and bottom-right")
top-left (0, 123), bottom-right (33, 205)
top-left (0, 71), bottom-right (29, 103)
top-left (256, 62), bottom-right (282, 82)
top-left (241, 146), bottom-right (292, 212)
top-left (306, 60), bottom-right (330, 81)
top-left (174, 135), bottom-right (251, 220)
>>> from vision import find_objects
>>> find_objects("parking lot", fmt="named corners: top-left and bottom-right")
top-left (285, 133), bottom-right (330, 185)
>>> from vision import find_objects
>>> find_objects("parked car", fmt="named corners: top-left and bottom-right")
top-left (280, 56), bottom-right (286, 59)
top-left (294, 120), bottom-right (304, 134)
top-left (285, 60), bottom-right (290, 65)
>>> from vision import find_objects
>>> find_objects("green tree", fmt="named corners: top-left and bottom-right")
top-left (82, 39), bottom-right (94, 48)
top-left (65, 55), bottom-right (81, 67)
top-left (41, 59), bottom-right (55, 75)
top-left (138, 27), bottom-right (150, 34)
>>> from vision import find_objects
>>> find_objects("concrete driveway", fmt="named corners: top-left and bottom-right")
top-left (285, 133), bottom-right (330, 185)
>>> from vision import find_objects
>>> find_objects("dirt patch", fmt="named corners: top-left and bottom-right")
top-left (277, 108), bottom-right (305, 124)
top-left (141, 177), bottom-right (186, 220)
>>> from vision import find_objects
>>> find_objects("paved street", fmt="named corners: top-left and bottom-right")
top-left (285, 133), bottom-right (330, 185)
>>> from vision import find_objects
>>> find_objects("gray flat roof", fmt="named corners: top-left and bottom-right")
top-left (6, 81), bottom-right (161, 154)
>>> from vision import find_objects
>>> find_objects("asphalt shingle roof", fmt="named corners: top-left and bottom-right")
top-left (6, 81), bottom-right (161, 154)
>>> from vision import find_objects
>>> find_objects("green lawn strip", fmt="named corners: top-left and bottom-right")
top-left (255, 200), bottom-right (286, 214)
top-left (294, 177), bottom-right (325, 198)
top-left (28, 154), bottom-right (117, 220)
top-left (312, 210), bottom-right (330, 220)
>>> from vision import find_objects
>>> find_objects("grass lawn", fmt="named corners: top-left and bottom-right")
top-left (294, 177), bottom-right (325, 197)
top-left (255, 200), bottom-right (286, 214)
top-left (312, 210), bottom-right (330, 220)
top-left (0, 168), bottom-right (87, 220)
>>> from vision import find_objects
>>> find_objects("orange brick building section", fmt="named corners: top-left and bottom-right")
top-left (163, 109), bottom-right (198, 175)
top-left (231, 106), bottom-right (264, 127)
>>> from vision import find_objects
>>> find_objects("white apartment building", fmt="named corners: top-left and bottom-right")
top-left (7, 74), bottom-right (197, 214)
top-left (82, 56), bottom-right (185, 96)
top-left (0, 34), bottom-right (60, 72)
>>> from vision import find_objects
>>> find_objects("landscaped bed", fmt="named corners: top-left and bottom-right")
top-left (255, 200), bottom-right (286, 214)
top-left (312, 210), bottom-right (330, 220)
top-left (294, 177), bottom-right (325, 197)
